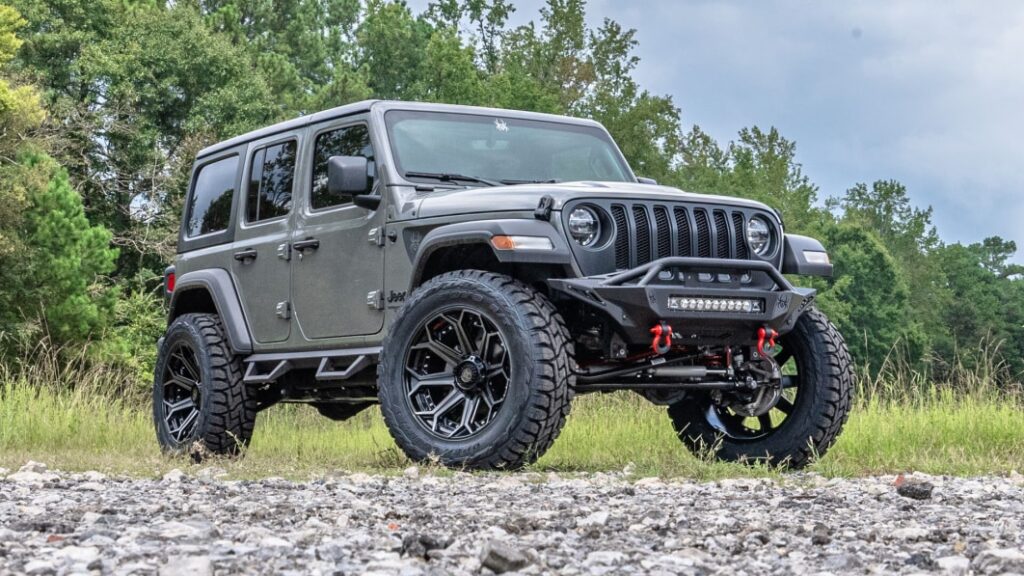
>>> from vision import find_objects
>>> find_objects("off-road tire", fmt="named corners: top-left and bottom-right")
top-left (378, 270), bottom-right (575, 470)
top-left (313, 402), bottom-right (373, 422)
top-left (153, 313), bottom-right (256, 458)
top-left (668, 307), bottom-right (853, 468)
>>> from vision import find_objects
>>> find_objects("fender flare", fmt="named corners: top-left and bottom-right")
top-left (781, 234), bottom-right (834, 277)
top-left (408, 219), bottom-right (574, 288)
top-left (168, 268), bottom-right (253, 354)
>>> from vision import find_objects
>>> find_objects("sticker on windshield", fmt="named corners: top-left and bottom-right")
top-left (494, 118), bottom-right (509, 132)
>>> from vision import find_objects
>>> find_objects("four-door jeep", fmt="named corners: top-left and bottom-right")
top-left (155, 100), bottom-right (853, 469)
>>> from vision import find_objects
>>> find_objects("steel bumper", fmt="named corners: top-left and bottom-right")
top-left (549, 257), bottom-right (816, 345)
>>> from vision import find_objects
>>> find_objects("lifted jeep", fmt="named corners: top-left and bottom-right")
top-left (155, 101), bottom-right (853, 469)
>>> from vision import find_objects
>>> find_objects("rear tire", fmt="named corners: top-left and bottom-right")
top-left (377, 270), bottom-right (575, 470)
top-left (668, 307), bottom-right (853, 468)
top-left (153, 313), bottom-right (256, 458)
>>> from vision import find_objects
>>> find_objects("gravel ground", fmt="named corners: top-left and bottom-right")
top-left (1, 463), bottom-right (1023, 575)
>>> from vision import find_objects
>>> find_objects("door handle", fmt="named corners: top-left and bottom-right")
top-left (233, 248), bottom-right (258, 262)
top-left (293, 238), bottom-right (320, 252)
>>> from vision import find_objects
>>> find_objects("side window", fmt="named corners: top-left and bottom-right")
top-left (246, 140), bottom-right (296, 223)
top-left (311, 124), bottom-right (375, 210)
top-left (186, 155), bottom-right (238, 237)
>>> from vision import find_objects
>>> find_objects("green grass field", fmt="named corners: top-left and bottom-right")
top-left (2, 375), bottom-right (1022, 479)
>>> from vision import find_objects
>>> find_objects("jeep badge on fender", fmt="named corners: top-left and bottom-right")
top-left (155, 101), bottom-right (853, 469)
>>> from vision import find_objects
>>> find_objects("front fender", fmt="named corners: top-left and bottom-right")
top-left (781, 234), bottom-right (833, 277)
top-left (407, 218), bottom-right (574, 287)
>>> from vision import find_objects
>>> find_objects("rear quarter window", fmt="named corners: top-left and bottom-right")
top-left (186, 155), bottom-right (239, 237)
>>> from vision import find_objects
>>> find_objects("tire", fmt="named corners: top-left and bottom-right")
top-left (668, 307), bottom-right (853, 468)
top-left (313, 402), bottom-right (372, 422)
top-left (153, 313), bottom-right (256, 458)
top-left (378, 270), bottom-right (575, 470)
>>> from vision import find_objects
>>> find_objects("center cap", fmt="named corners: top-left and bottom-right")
top-left (455, 356), bottom-right (487, 391)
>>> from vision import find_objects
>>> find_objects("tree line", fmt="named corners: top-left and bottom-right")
top-left (0, 0), bottom-right (1020, 387)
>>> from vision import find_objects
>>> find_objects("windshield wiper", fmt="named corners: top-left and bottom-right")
top-left (500, 178), bottom-right (562, 185)
top-left (404, 171), bottom-right (502, 187)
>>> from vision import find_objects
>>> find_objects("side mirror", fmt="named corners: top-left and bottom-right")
top-left (327, 156), bottom-right (380, 210)
top-left (637, 177), bottom-right (658, 185)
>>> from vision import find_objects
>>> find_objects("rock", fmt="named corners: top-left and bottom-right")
top-left (823, 553), bottom-right (862, 571)
top-left (935, 555), bottom-right (970, 574)
top-left (196, 467), bottom-right (227, 481)
top-left (53, 546), bottom-right (100, 564)
top-left (7, 470), bottom-right (58, 484)
top-left (401, 533), bottom-right (449, 559)
top-left (622, 462), bottom-right (636, 476)
top-left (161, 468), bottom-right (186, 483)
top-left (22, 560), bottom-right (54, 575)
top-left (403, 466), bottom-right (419, 479)
top-left (897, 481), bottom-right (934, 500)
top-left (159, 555), bottom-right (213, 576)
top-left (75, 481), bottom-right (106, 492)
top-left (479, 540), bottom-right (530, 574)
top-left (811, 523), bottom-right (831, 545)
top-left (19, 461), bottom-right (48, 473)
top-left (972, 548), bottom-right (1024, 574)
top-left (578, 510), bottom-right (610, 529)
top-left (81, 471), bottom-right (106, 482)
top-left (890, 527), bottom-right (930, 541)
top-left (586, 550), bottom-right (627, 565)
top-left (634, 477), bottom-right (663, 487)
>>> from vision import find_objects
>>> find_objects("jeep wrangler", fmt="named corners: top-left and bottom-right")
top-left (155, 100), bottom-right (852, 469)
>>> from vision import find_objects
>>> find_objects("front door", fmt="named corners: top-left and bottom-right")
top-left (290, 119), bottom-right (386, 340)
top-left (230, 136), bottom-right (298, 345)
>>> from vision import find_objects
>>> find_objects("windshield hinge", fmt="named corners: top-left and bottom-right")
top-left (534, 195), bottom-right (554, 221)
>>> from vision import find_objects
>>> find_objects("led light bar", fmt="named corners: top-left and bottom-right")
top-left (667, 296), bottom-right (764, 313)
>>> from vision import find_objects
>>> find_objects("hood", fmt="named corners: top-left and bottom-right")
top-left (413, 181), bottom-right (776, 219)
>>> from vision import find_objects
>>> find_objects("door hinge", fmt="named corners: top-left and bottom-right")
top-left (366, 290), bottom-right (384, 310)
top-left (368, 227), bottom-right (385, 247)
top-left (277, 242), bottom-right (292, 261)
top-left (275, 301), bottom-right (291, 319)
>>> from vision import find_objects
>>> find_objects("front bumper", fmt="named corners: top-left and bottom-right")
top-left (549, 257), bottom-right (815, 345)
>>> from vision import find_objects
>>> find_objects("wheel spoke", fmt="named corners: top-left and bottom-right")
top-left (459, 396), bottom-right (481, 435)
top-left (169, 408), bottom-right (199, 442)
top-left (415, 339), bottom-right (463, 367)
top-left (166, 373), bottom-right (197, 392)
top-left (407, 370), bottom-right (455, 395)
top-left (163, 397), bottom-right (195, 417)
top-left (776, 396), bottom-right (794, 415)
top-left (171, 351), bottom-right (200, 381)
top-left (443, 313), bottom-right (474, 356)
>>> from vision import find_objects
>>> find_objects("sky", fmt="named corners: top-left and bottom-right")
top-left (407, 0), bottom-right (1024, 254)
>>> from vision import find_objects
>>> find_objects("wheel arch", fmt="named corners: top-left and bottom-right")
top-left (168, 269), bottom-right (253, 354)
top-left (408, 219), bottom-right (576, 290)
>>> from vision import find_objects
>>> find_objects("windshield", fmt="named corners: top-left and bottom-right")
top-left (385, 110), bottom-right (633, 186)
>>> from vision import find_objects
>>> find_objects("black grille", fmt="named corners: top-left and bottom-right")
top-left (612, 205), bottom-right (629, 270)
top-left (654, 207), bottom-right (672, 259)
top-left (732, 212), bottom-right (749, 259)
top-left (601, 202), bottom-right (760, 270)
top-left (632, 206), bottom-right (651, 265)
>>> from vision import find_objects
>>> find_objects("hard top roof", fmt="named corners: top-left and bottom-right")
top-left (196, 100), bottom-right (605, 158)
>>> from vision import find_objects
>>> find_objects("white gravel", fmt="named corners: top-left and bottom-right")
top-left (1, 462), bottom-right (1023, 575)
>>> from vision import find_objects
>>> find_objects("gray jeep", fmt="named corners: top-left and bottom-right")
top-left (156, 100), bottom-right (852, 469)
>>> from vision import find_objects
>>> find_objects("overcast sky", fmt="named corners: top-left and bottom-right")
top-left (408, 0), bottom-right (1024, 254)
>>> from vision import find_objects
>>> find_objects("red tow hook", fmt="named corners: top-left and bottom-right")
top-left (650, 322), bottom-right (673, 355)
top-left (756, 327), bottom-right (778, 357)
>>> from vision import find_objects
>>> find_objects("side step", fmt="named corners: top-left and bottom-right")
top-left (242, 347), bottom-right (380, 385)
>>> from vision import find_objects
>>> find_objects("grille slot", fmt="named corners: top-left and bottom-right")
top-left (654, 206), bottom-right (672, 259)
top-left (673, 207), bottom-right (691, 257)
top-left (694, 209), bottom-right (712, 257)
top-left (714, 210), bottom-right (731, 258)
top-left (732, 211), bottom-right (749, 259)
top-left (612, 205), bottom-right (629, 270)
top-left (632, 206), bottom-right (652, 265)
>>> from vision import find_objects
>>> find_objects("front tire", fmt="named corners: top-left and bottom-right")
top-left (668, 307), bottom-right (853, 468)
top-left (378, 270), bottom-right (575, 470)
top-left (153, 313), bottom-right (256, 458)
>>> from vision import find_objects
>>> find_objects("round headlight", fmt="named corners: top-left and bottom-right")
top-left (746, 217), bottom-right (772, 256)
top-left (568, 207), bottom-right (600, 247)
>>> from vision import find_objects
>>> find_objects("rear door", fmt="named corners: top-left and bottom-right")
top-left (290, 117), bottom-right (386, 340)
top-left (229, 136), bottom-right (299, 344)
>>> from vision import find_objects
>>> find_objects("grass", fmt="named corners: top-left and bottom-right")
top-left (2, 376), bottom-right (1023, 480)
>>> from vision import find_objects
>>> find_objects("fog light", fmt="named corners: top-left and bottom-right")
top-left (667, 296), bottom-right (764, 313)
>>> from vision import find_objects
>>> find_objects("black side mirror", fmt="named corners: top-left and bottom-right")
top-left (637, 177), bottom-right (658, 185)
top-left (327, 156), bottom-right (380, 210)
